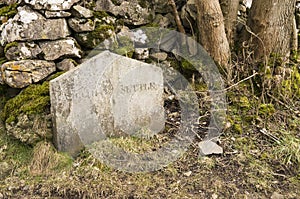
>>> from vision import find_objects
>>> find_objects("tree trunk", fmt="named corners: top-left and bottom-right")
top-left (219, 0), bottom-right (240, 48)
top-left (195, 0), bottom-right (231, 68)
top-left (245, 0), bottom-right (296, 61)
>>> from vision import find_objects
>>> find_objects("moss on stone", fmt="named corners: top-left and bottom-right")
top-left (4, 41), bottom-right (18, 54)
top-left (76, 23), bottom-right (114, 49)
top-left (1, 81), bottom-right (50, 124)
top-left (0, 3), bottom-right (18, 19)
top-left (111, 35), bottom-right (134, 57)
top-left (93, 11), bottom-right (109, 19)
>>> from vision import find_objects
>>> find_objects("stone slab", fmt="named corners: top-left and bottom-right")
top-left (50, 51), bottom-right (165, 156)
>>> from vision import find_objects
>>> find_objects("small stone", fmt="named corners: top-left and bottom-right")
top-left (134, 48), bottom-right (149, 60)
top-left (45, 10), bottom-right (72, 18)
top-left (24, 0), bottom-right (80, 11)
top-left (271, 192), bottom-right (284, 199)
top-left (68, 18), bottom-right (95, 32)
top-left (5, 42), bottom-right (42, 61)
top-left (183, 171), bottom-right (192, 177)
top-left (199, 140), bottom-right (223, 156)
top-left (39, 38), bottom-right (82, 61)
top-left (71, 5), bottom-right (93, 18)
top-left (56, 59), bottom-right (77, 71)
top-left (1, 6), bottom-right (70, 44)
top-left (150, 52), bottom-right (168, 61)
top-left (95, 0), bottom-right (153, 26)
top-left (1, 60), bottom-right (56, 88)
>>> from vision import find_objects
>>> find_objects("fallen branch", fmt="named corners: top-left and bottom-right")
top-left (168, 0), bottom-right (186, 34)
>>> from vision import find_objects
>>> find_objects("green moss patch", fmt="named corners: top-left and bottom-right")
top-left (0, 3), bottom-right (18, 19)
top-left (1, 81), bottom-right (50, 124)
top-left (4, 41), bottom-right (18, 53)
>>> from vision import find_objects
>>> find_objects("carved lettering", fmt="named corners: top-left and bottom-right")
top-left (119, 82), bottom-right (161, 94)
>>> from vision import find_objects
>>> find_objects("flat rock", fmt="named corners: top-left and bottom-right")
top-left (95, 0), bottom-right (153, 25)
top-left (45, 10), bottom-right (72, 18)
top-left (1, 60), bottom-right (56, 88)
top-left (39, 38), bottom-right (82, 61)
top-left (24, 0), bottom-right (80, 11)
top-left (56, 58), bottom-right (77, 71)
top-left (199, 140), bottom-right (223, 156)
top-left (5, 42), bottom-right (42, 61)
top-left (71, 5), bottom-right (93, 18)
top-left (68, 18), bottom-right (95, 32)
top-left (150, 52), bottom-right (168, 61)
top-left (50, 51), bottom-right (164, 156)
top-left (1, 6), bottom-right (70, 44)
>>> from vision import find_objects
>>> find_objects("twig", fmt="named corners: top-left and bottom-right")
top-left (168, 0), bottom-right (186, 34)
top-left (224, 72), bottom-right (258, 91)
top-left (258, 128), bottom-right (280, 144)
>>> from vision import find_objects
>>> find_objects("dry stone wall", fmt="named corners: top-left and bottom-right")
top-left (0, 0), bottom-right (183, 88)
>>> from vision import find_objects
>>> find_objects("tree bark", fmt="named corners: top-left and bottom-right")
top-left (219, 0), bottom-right (240, 48)
top-left (195, 0), bottom-right (231, 67)
top-left (245, 0), bottom-right (296, 60)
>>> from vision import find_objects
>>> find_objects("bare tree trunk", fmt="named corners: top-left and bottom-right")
top-left (219, 0), bottom-right (240, 48)
top-left (195, 0), bottom-right (230, 68)
top-left (245, 0), bottom-right (296, 61)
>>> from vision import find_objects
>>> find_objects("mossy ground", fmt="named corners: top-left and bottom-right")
top-left (0, 40), bottom-right (295, 199)
top-left (0, 61), bottom-right (299, 198)
top-left (1, 81), bottom-right (50, 124)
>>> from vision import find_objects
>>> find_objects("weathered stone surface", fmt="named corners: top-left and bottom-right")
top-left (50, 51), bottom-right (164, 155)
top-left (5, 42), bottom-right (42, 61)
top-left (150, 52), bottom-right (168, 61)
top-left (56, 58), bottom-right (76, 71)
top-left (39, 38), bottom-right (82, 61)
top-left (198, 140), bottom-right (223, 156)
top-left (153, 14), bottom-right (172, 28)
top-left (24, 0), bottom-right (80, 11)
top-left (0, 0), bottom-right (19, 5)
top-left (6, 113), bottom-right (52, 145)
top-left (153, 0), bottom-right (172, 13)
top-left (45, 10), bottom-right (72, 18)
top-left (134, 48), bottom-right (149, 60)
top-left (1, 6), bottom-right (70, 44)
top-left (71, 5), bottom-right (93, 18)
top-left (74, 24), bottom-right (114, 49)
top-left (95, 0), bottom-right (153, 25)
top-left (68, 18), bottom-right (95, 32)
top-left (1, 60), bottom-right (56, 88)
